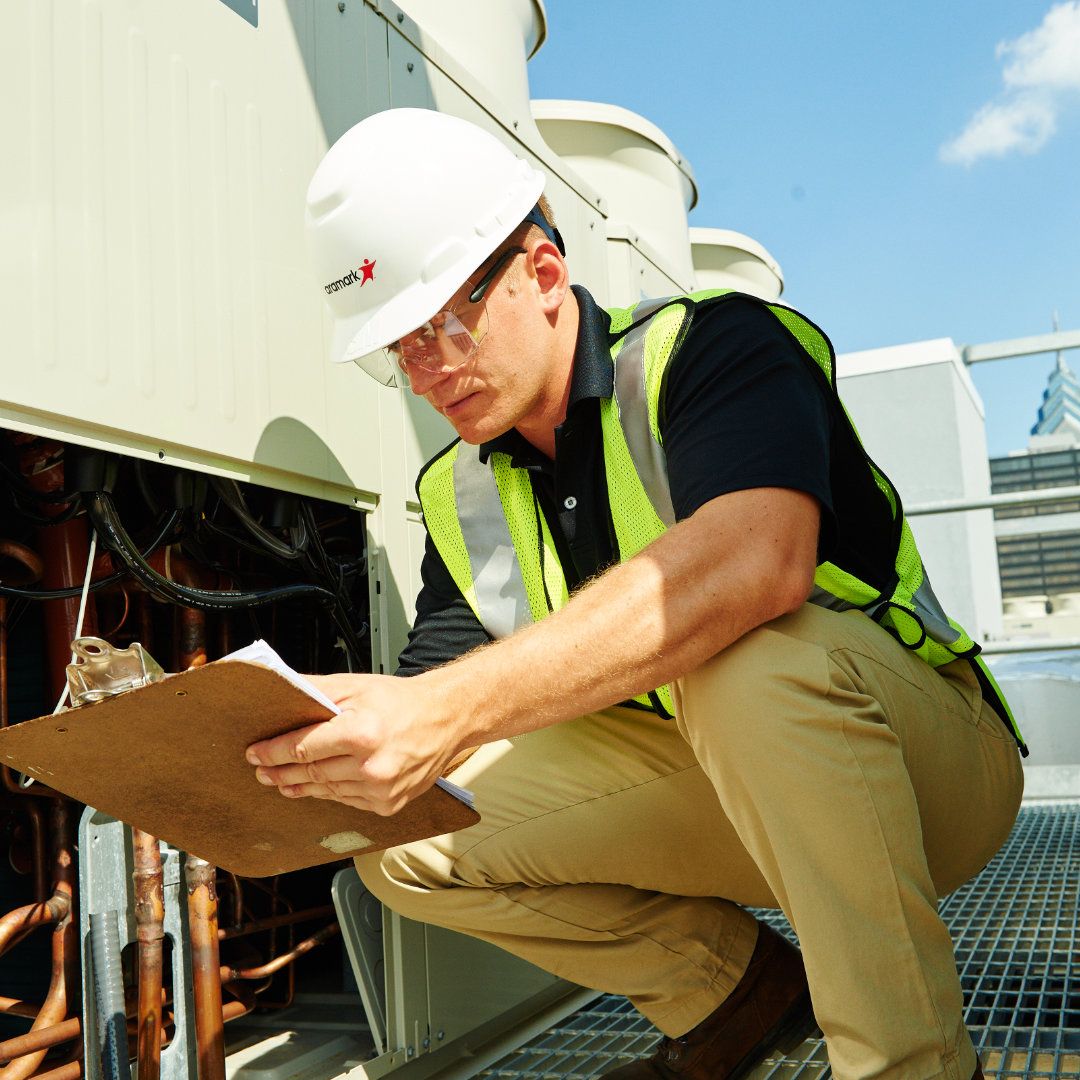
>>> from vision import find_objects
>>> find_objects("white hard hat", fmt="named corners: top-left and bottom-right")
top-left (306, 108), bottom-right (546, 385)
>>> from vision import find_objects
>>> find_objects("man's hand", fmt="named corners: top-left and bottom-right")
top-left (245, 673), bottom-right (460, 816)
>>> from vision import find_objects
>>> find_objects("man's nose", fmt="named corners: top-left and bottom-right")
top-left (405, 362), bottom-right (452, 397)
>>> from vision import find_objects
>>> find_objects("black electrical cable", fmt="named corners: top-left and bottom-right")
top-left (87, 491), bottom-right (337, 611)
top-left (7, 493), bottom-right (85, 526)
top-left (298, 501), bottom-right (368, 662)
top-left (0, 509), bottom-right (184, 601)
top-left (209, 477), bottom-right (308, 561)
top-left (197, 513), bottom-right (291, 565)
top-left (133, 459), bottom-right (162, 516)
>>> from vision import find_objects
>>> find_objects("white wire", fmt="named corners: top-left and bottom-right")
top-left (22, 530), bottom-right (99, 788)
top-left (52, 528), bottom-right (98, 716)
top-left (20, 530), bottom-right (97, 788)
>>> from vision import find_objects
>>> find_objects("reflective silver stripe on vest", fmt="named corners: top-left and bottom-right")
top-left (631, 296), bottom-right (674, 323)
top-left (912, 574), bottom-right (963, 646)
top-left (807, 586), bottom-right (859, 612)
top-left (613, 304), bottom-right (678, 527)
top-left (454, 449), bottom-right (532, 638)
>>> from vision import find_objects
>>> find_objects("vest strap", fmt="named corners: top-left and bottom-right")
top-left (454, 450), bottom-right (533, 638)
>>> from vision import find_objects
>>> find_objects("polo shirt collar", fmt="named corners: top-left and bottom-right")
top-left (479, 284), bottom-right (612, 465)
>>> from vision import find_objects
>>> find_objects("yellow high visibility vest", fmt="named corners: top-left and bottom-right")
top-left (417, 291), bottom-right (1025, 747)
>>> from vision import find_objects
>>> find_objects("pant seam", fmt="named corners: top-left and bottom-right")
top-left (839, 712), bottom-right (953, 1061)
top-left (497, 882), bottom-right (748, 994)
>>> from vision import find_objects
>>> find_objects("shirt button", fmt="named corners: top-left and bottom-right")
top-left (563, 496), bottom-right (578, 510)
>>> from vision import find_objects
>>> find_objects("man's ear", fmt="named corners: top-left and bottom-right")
top-left (530, 240), bottom-right (570, 315)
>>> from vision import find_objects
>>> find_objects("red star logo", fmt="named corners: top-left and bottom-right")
top-left (358, 258), bottom-right (376, 285)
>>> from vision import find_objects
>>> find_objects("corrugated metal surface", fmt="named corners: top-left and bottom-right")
top-left (479, 803), bottom-right (1079, 1079)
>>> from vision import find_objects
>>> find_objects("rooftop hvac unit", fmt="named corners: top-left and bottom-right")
top-left (532, 99), bottom-right (698, 303)
top-left (393, 0), bottom-right (547, 129)
top-left (690, 227), bottom-right (784, 301)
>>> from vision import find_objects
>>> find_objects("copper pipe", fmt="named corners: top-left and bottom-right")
top-left (0, 902), bottom-right (59, 958)
top-left (220, 983), bottom-right (256, 1025)
top-left (0, 800), bottom-right (50, 902)
top-left (224, 874), bottom-right (244, 930)
top-left (22, 1062), bottom-right (81, 1080)
top-left (0, 1000), bottom-right (43, 1021)
top-left (132, 831), bottom-right (164, 1080)
top-left (1, 803), bottom-right (76, 1080)
top-left (136, 592), bottom-right (154, 652)
top-left (177, 607), bottom-right (207, 671)
top-left (146, 550), bottom-right (227, 591)
top-left (185, 857), bottom-right (225, 1080)
top-left (13, 439), bottom-right (98, 699)
top-left (220, 1001), bottom-right (251, 1023)
top-left (25, 804), bottom-right (48, 903)
top-left (220, 923), bottom-right (340, 981)
top-left (218, 905), bottom-right (335, 941)
top-left (0, 541), bottom-right (45, 586)
top-left (145, 551), bottom-right (218, 671)
top-left (0, 1019), bottom-right (80, 1064)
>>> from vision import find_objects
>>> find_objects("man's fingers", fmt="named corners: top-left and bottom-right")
top-left (273, 779), bottom-right (375, 802)
top-left (269, 780), bottom-right (407, 817)
top-left (246, 715), bottom-right (371, 767)
top-left (255, 755), bottom-right (362, 789)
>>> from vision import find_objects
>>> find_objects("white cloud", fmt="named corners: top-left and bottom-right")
top-left (940, 93), bottom-right (1056, 165)
top-left (1000, 2), bottom-right (1080, 91)
top-left (941, 2), bottom-right (1080, 166)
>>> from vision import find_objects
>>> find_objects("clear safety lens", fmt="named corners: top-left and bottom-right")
top-left (385, 306), bottom-right (488, 379)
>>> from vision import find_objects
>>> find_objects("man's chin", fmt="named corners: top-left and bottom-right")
top-left (450, 417), bottom-right (512, 446)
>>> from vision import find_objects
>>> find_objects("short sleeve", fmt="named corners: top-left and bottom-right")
top-left (394, 533), bottom-right (491, 676)
top-left (659, 296), bottom-right (837, 555)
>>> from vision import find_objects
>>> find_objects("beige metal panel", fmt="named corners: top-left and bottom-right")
top-left (422, 925), bottom-right (562, 1049)
top-left (604, 232), bottom-right (688, 310)
top-left (1, 0), bottom-right (394, 503)
top-left (392, 0), bottom-right (546, 122)
top-left (690, 227), bottom-right (785, 300)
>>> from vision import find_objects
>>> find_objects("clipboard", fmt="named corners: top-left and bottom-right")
top-left (0, 661), bottom-right (480, 876)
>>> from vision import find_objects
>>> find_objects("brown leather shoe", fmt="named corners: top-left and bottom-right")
top-left (601, 923), bottom-right (815, 1079)
top-left (972, 1061), bottom-right (985, 1080)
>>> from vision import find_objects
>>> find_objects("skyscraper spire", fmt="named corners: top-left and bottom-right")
top-left (1030, 312), bottom-right (1080, 446)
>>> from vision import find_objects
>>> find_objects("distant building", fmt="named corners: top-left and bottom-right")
top-left (992, 353), bottom-right (1080, 637)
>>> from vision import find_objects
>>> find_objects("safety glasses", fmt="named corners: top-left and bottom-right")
top-left (385, 246), bottom-right (525, 381)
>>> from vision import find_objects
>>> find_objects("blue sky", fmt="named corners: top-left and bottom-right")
top-left (528, 1), bottom-right (1080, 457)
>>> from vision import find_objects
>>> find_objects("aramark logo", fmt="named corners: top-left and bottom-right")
top-left (324, 258), bottom-right (376, 294)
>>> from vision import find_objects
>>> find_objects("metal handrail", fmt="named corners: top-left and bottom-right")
top-left (907, 484), bottom-right (1080, 517)
top-left (961, 329), bottom-right (1080, 365)
top-left (980, 638), bottom-right (1080, 655)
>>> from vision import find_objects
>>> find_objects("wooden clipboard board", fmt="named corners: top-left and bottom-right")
top-left (0, 661), bottom-right (479, 876)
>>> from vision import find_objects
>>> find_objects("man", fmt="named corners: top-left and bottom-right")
top-left (247, 108), bottom-right (1025, 1079)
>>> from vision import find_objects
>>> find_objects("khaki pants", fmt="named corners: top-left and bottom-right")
top-left (357, 605), bottom-right (1023, 1080)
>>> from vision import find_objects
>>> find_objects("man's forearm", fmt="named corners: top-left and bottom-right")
top-left (421, 487), bottom-right (819, 752)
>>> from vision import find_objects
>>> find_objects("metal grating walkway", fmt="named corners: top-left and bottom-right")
top-left (479, 803), bottom-right (1079, 1079)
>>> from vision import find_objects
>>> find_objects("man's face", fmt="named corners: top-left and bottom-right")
top-left (402, 247), bottom-right (557, 445)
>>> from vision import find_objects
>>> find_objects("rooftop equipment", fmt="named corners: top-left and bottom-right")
top-left (532, 99), bottom-right (698, 300)
top-left (689, 227), bottom-right (784, 301)
top-left (393, 0), bottom-right (547, 129)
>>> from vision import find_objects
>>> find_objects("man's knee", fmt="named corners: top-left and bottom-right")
top-left (675, 616), bottom-right (833, 749)
top-left (354, 839), bottom-right (453, 920)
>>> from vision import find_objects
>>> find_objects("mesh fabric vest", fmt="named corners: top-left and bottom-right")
top-left (417, 291), bottom-right (1025, 748)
